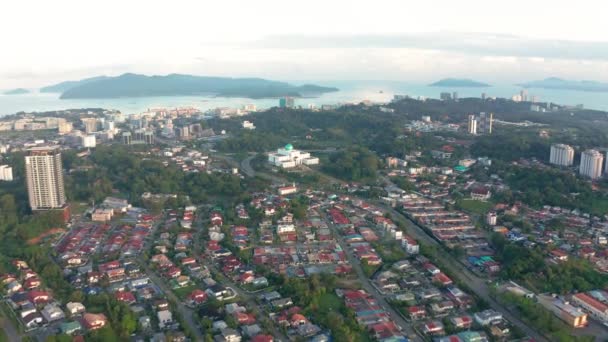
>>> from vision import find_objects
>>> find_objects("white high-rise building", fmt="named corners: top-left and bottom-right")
top-left (549, 144), bottom-right (574, 166)
top-left (25, 146), bottom-right (66, 210)
top-left (467, 115), bottom-right (477, 135)
top-left (579, 149), bottom-right (603, 179)
top-left (0, 165), bottom-right (13, 181)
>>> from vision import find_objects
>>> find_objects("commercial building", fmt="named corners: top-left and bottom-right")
top-left (122, 132), bottom-right (132, 145)
top-left (0, 165), bottom-right (13, 181)
top-left (550, 144), bottom-right (574, 167)
top-left (440, 92), bottom-right (452, 101)
top-left (279, 97), bottom-right (295, 109)
top-left (467, 115), bottom-right (477, 135)
top-left (572, 293), bottom-right (608, 322)
top-left (552, 299), bottom-right (588, 328)
top-left (82, 135), bottom-right (96, 148)
top-left (579, 149), bottom-right (603, 179)
top-left (25, 146), bottom-right (66, 210)
top-left (57, 121), bottom-right (73, 134)
top-left (268, 144), bottom-right (319, 169)
top-left (486, 212), bottom-right (497, 226)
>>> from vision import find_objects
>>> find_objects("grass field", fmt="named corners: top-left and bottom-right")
top-left (0, 328), bottom-right (8, 342)
top-left (457, 199), bottom-right (494, 215)
top-left (172, 284), bottom-right (198, 300)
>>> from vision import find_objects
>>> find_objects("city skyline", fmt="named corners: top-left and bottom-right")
top-left (1, 0), bottom-right (608, 88)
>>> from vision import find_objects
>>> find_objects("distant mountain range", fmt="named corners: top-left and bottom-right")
top-left (429, 78), bottom-right (490, 87)
top-left (3, 88), bottom-right (30, 95)
top-left (518, 77), bottom-right (608, 92)
top-left (40, 76), bottom-right (109, 93)
top-left (40, 73), bottom-right (338, 99)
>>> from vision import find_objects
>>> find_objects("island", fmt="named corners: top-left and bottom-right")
top-left (518, 77), bottom-right (608, 92)
top-left (3, 88), bottom-right (30, 95)
top-left (40, 76), bottom-right (109, 93)
top-left (52, 73), bottom-right (338, 99)
top-left (429, 78), bottom-right (490, 87)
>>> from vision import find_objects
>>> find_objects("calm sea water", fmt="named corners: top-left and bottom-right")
top-left (1, 81), bottom-right (607, 117)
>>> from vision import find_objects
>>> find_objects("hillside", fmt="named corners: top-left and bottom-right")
top-left (57, 73), bottom-right (338, 99)
top-left (40, 76), bottom-right (110, 93)
top-left (3, 88), bottom-right (30, 95)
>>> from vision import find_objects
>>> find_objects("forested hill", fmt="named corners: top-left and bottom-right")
top-left (55, 73), bottom-right (338, 99)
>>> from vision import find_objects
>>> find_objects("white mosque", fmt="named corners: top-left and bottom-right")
top-left (267, 144), bottom-right (319, 169)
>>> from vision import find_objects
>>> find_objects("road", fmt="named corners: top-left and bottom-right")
top-left (380, 203), bottom-right (550, 342)
top-left (322, 212), bottom-right (421, 342)
top-left (192, 212), bottom-right (288, 341)
top-left (0, 316), bottom-right (20, 342)
top-left (139, 218), bottom-right (204, 341)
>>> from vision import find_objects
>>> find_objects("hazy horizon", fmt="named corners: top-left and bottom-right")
top-left (2, 0), bottom-right (608, 89)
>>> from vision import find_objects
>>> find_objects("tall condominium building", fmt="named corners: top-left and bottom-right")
top-left (467, 115), bottom-right (477, 135)
top-left (579, 149), bottom-right (603, 179)
top-left (478, 112), bottom-right (493, 134)
top-left (25, 146), bottom-right (66, 210)
top-left (81, 118), bottom-right (98, 134)
top-left (550, 144), bottom-right (575, 166)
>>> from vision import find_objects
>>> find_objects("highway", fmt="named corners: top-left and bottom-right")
top-left (379, 202), bottom-right (550, 342)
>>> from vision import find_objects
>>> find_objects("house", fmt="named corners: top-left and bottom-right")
top-left (271, 297), bottom-right (293, 309)
top-left (158, 310), bottom-right (173, 329)
top-left (402, 235), bottom-right (420, 254)
top-left (23, 277), bottom-right (42, 290)
top-left (433, 272), bottom-right (453, 286)
top-left (41, 304), bottom-right (65, 322)
top-left (139, 316), bottom-right (152, 330)
top-left (19, 303), bottom-right (37, 318)
top-left (242, 324), bottom-right (262, 337)
top-left (187, 289), bottom-right (208, 306)
top-left (218, 327), bottom-right (242, 342)
top-left (22, 312), bottom-right (43, 329)
top-left (6, 280), bottom-right (22, 294)
top-left (115, 291), bottom-right (136, 304)
top-left (60, 321), bottom-right (82, 335)
top-left (251, 335), bottom-right (274, 342)
top-left (66, 302), bottom-right (86, 316)
top-left (551, 249), bottom-right (569, 261)
top-left (408, 306), bottom-right (426, 320)
top-left (252, 277), bottom-right (268, 287)
top-left (450, 315), bottom-right (473, 329)
top-left (470, 187), bottom-right (491, 201)
top-left (27, 290), bottom-right (51, 305)
top-left (82, 313), bottom-right (108, 330)
top-left (474, 309), bottom-right (503, 326)
top-left (423, 320), bottom-right (444, 335)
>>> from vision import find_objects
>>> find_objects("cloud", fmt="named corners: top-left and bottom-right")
top-left (247, 32), bottom-right (608, 61)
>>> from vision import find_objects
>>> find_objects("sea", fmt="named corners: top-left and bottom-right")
top-left (1, 80), bottom-right (607, 117)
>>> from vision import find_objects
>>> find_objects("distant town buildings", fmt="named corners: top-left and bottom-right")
top-left (440, 92), bottom-right (452, 101)
top-left (268, 144), bottom-right (319, 169)
top-left (242, 121), bottom-right (256, 130)
top-left (579, 149), bottom-right (603, 179)
top-left (0, 165), bottom-right (13, 181)
top-left (279, 97), bottom-right (295, 109)
top-left (25, 146), bottom-right (66, 210)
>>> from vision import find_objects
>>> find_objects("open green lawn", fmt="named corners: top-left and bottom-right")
top-left (172, 284), bottom-right (198, 300)
top-left (457, 199), bottom-right (494, 215)
top-left (317, 293), bottom-right (343, 314)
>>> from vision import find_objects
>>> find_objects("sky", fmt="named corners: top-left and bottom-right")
top-left (1, 0), bottom-right (608, 88)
